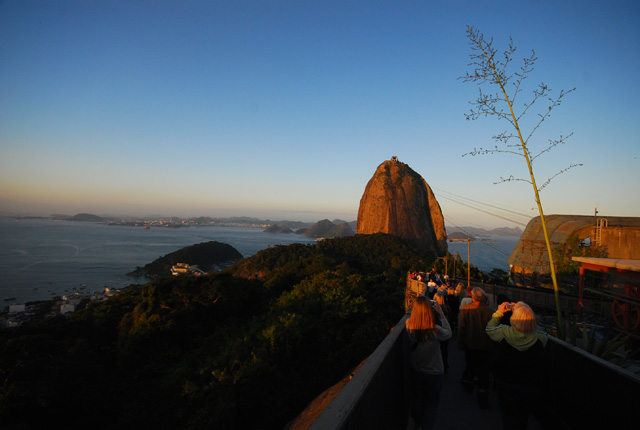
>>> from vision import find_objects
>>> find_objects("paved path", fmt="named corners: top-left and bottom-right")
top-left (408, 330), bottom-right (545, 430)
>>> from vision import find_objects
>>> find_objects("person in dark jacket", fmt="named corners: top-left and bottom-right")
top-left (486, 301), bottom-right (548, 429)
top-left (446, 286), bottom-right (460, 329)
top-left (458, 287), bottom-right (494, 408)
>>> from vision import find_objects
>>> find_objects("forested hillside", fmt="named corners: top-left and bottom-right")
top-left (128, 240), bottom-right (243, 278)
top-left (0, 234), bottom-right (432, 429)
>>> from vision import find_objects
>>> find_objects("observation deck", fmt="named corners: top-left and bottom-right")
top-left (308, 290), bottom-right (640, 429)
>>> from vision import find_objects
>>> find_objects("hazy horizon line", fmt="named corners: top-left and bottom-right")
top-left (3, 211), bottom-right (524, 232)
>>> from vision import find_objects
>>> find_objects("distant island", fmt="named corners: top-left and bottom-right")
top-left (64, 213), bottom-right (105, 222)
top-left (263, 224), bottom-right (294, 234)
top-left (448, 231), bottom-right (476, 240)
top-left (5, 212), bottom-right (523, 238)
top-left (266, 218), bottom-right (356, 238)
top-left (45, 212), bottom-right (360, 233)
top-left (128, 241), bottom-right (243, 279)
top-left (447, 226), bottom-right (523, 237)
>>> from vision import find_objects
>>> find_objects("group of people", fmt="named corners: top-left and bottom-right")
top-left (408, 269), bottom-right (449, 286)
top-left (405, 283), bottom-right (548, 430)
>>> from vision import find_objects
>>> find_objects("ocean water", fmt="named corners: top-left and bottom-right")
top-left (0, 218), bottom-right (518, 306)
top-left (447, 236), bottom-right (519, 274)
top-left (0, 218), bottom-right (317, 305)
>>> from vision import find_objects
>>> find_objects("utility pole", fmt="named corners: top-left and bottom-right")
top-left (436, 256), bottom-right (448, 279)
top-left (450, 237), bottom-right (472, 288)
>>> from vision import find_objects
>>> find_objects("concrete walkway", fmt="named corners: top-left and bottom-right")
top-left (409, 330), bottom-right (545, 430)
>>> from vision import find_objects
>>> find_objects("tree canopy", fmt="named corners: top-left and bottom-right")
top-left (0, 234), bottom-right (433, 429)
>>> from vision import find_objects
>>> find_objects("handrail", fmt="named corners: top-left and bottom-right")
top-left (309, 313), bottom-right (410, 430)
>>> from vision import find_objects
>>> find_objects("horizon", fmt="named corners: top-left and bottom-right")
top-left (3, 210), bottom-right (527, 232)
top-left (1, 1), bottom-right (638, 230)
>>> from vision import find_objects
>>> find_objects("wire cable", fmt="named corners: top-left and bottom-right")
top-left (434, 187), bottom-right (531, 227)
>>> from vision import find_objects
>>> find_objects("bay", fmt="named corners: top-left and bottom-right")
top-left (0, 219), bottom-right (518, 307)
top-left (447, 235), bottom-right (519, 273)
top-left (0, 218), bottom-right (317, 305)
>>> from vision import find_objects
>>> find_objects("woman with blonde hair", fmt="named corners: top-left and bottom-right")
top-left (406, 296), bottom-right (451, 429)
top-left (454, 282), bottom-right (465, 297)
top-left (486, 301), bottom-right (548, 429)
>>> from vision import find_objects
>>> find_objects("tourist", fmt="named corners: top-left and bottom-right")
top-left (496, 294), bottom-right (513, 325)
top-left (446, 286), bottom-right (460, 329)
top-left (428, 268), bottom-right (437, 282)
top-left (434, 290), bottom-right (451, 373)
top-left (459, 284), bottom-right (473, 308)
top-left (458, 287), bottom-right (495, 408)
top-left (486, 302), bottom-right (548, 429)
top-left (426, 278), bottom-right (438, 298)
top-left (405, 296), bottom-right (452, 430)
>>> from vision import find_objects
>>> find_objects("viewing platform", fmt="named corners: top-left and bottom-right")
top-left (308, 289), bottom-right (640, 429)
top-left (308, 315), bottom-right (544, 430)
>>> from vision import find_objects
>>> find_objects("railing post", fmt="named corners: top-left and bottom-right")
top-left (578, 266), bottom-right (584, 320)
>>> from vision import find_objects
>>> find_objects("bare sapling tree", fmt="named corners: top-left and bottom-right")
top-left (459, 25), bottom-right (581, 337)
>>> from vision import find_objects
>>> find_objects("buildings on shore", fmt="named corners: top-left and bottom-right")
top-left (1, 287), bottom-right (123, 328)
top-left (170, 262), bottom-right (205, 276)
top-left (2, 263), bottom-right (205, 327)
top-left (2, 262), bottom-right (208, 328)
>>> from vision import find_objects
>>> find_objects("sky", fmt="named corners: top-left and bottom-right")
top-left (1, 1), bottom-right (639, 228)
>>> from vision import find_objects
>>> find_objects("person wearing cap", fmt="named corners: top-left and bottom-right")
top-left (486, 301), bottom-right (548, 429)
top-left (458, 287), bottom-right (495, 408)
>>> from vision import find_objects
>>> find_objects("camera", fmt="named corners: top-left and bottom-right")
top-left (505, 303), bottom-right (514, 310)
top-left (431, 299), bottom-right (438, 306)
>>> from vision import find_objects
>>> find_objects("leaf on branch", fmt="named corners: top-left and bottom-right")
top-left (462, 146), bottom-right (501, 157)
top-left (538, 164), bottom-right (583, 191)
top-left (530, 132), bottom-right (574, 162)
top-left (494, 175), bottom-right (531, 185)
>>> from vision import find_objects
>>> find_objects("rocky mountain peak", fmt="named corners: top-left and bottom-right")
top-left (357, 157), bottom-right (447, 257)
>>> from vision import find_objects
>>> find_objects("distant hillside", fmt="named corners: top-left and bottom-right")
top-left (129, 241), bottom-right (243, 278)
top-left (66, 213), bottom-right (104, 222)
top-left (326, 222), bottom-right (355, 238)
top-left (303, 219), bottom-right (355, 238)
top-left (448, 231), bottom-right (476, 240)
top-left (447, 226), bottom-right (523, 237)
top-left (263, 224), bottom-right (294, 233)
top-left (59, 213), bottom-right (121, 222)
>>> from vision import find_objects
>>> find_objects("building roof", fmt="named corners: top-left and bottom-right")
top-left (572, 257), bottom-right (640, 273)
top-left (507, 214), bottom-right (640, 274)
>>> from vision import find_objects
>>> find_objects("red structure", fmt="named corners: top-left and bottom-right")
top-left (573, 257), bottom-right (640, 332)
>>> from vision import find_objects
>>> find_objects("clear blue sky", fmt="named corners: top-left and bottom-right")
top-left (1, 1), bottom-right (638, 227)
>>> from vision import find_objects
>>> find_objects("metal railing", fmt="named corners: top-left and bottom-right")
top-left (310, 304), bottom-right (640, 430)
